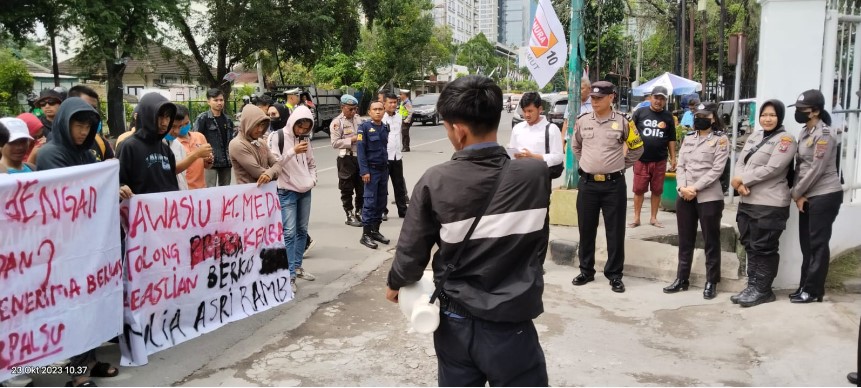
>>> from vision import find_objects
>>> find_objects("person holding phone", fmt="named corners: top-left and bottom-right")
top-left (788, 89), bottom-right (843, 303)
top-left (268, 105), bottom-right (318, 293)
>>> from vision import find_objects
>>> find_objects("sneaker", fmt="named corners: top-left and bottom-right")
top-left (296, 267), bottom-right (316, 281)
top-left (291, 278), bottom-right (298, 293)
top-left (305, 238), bottom-right (316, 254)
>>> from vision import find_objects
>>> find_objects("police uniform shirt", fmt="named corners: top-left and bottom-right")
top-left (676, 130), bottom-right (730, 202)
top-left (572, 111), bottom-right (644, 174)
top-left (791, 120), bottom-right (842, 200)
top-left (383, 113), bottom-right (403, 161)
top-left (357, 120), bottom-right (389, 176)
top-left (330, 113), bottom-right (361, 155)
top-left (736, 129), bottom-right (797, 207)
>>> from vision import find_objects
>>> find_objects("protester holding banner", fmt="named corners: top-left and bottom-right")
top-left (0, 117), bottom-right (36, 174)
top-left (30, 96), bottom-right (122, 386)
top-left (117, 93), bottom-right (179, 195)
top-left (230, 104), bottom-right (280, 186)
top-left (268, 105), bottom-right (318, 293)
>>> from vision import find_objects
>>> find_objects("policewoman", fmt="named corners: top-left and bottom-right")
top-left (664, 102), bottom-right (729, 299)
top-left (571, 80), bottom-right (644, 293)
top-left (789, 89), bottom-right (843, 303)
top-left (730, 99), bottom-right (797, 307)
top-left (357, 101), bottom-right (391, 249)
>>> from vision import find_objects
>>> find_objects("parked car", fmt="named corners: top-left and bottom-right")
top-left (273, 85), bottom-right (344, 140)
top-left (411, 93), bottom-right (441, 125)
top-left (510, 93), bottom-right (568, 128)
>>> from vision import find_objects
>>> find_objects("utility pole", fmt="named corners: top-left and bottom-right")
top-left (688, 1), bottom-right (695, 79)
top-left (701, 9), bottom-right (707, 89)
top-left (718, 0), bottom-right (726, 102)
top-left (680, 0), bottom-right (686, 76)
top-left (564, 0), bottom-right (585, 189)
top-left (596, 0), bottom-right (603, 80)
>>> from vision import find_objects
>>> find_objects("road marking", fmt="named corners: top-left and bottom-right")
top-left (316, 135), bottom-right (450, 173)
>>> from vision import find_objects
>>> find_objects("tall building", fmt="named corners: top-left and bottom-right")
top-left (433, 0), bottom-right (530, 47)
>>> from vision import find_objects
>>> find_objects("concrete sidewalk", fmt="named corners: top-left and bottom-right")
top-left (177, 258), bottom-right (861, 386)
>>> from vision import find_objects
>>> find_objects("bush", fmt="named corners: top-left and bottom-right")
top-left (0, 50), bottom-right (33, 117)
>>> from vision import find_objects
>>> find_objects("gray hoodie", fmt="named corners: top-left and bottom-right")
top-left (35, 97), bottom-right (99, 170)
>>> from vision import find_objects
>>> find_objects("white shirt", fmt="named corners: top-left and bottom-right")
top-left (384, 112), bottom-right (402, 161)
top-left (508, 117), bottom-right (564, 167)
top-left (168, 139), bottom-right (189, 190)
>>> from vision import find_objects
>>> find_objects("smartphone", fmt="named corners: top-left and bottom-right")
top-left (298, 135), bottom-right (310, 143)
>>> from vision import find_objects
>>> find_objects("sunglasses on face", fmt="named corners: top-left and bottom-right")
top-left (38, 100), bottom-right (61, 107)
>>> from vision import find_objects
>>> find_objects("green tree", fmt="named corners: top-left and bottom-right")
top-left (70, 0), bottom-right (172, 138)
top-left (312, 52), bottom-right (362, 88)
top-left (0, 0), bottom-right (71, 86)
top-left (170, 0), bottom-right (360, 98)
top-left (456, 33), bottom-right (501, 78)
top-left (0, 35), bottom-right (52, 68)
top-left (0, 50), bottom-right (34, 116)
top-left (358, 0), bottom-right (434, 90)
top-left (553, 0), bottom-right (627, 81)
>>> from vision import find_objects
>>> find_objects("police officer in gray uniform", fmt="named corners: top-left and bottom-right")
top-left (331, 94), bottom-right (364, 227)
top-left (730, 99), bottom-right (797, 307)
top-left (664, 102), bottom-right (729, 299)
top-left (571, 81), bottom-right (644, 293)
top-left (789, 89), bottom-right (843, 303)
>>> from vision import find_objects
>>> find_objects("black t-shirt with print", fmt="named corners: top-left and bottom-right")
top-left (632, 107), bottom-right (676, 162)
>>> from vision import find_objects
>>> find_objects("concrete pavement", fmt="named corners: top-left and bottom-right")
top-left (26, 112), bottom-right (861, 386)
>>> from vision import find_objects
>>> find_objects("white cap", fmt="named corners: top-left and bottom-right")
top-left (399, 89), bottom-right (410, 94)
top-left (0, 118), bottom-right (34, 143)
top-left (284, 88), bottom-right (301, 95)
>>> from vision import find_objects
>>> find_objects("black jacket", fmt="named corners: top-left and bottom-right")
top-left (116, 93), bottom-right (179, 194)
top-left (35, 97), bottom-right (99, 170)
top-left (193, 109), bottom-right (235, 168)
top-left (387, 146), bottom-right (551, 322)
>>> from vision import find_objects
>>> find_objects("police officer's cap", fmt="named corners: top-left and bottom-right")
top-left (399, 89), bottom-right (410, 94)
top-left (695, 102), bottom-right (719, 115)
top-left (589, 81), bottom-right (616, 97)
top-left (651, 86), bottom-right (669, 98)
top-left (789, 89), bottom-right (825, 109)
top-left (340, 94), bottom-right (358, 105)
top-left (285, 88), bottom-right (301, 95)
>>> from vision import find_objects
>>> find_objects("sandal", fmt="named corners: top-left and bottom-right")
top-left (89, 362), bottom-right (119, 378)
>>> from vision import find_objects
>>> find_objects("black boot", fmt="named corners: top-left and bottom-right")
top-left (355, 212), bottom-right (363, 224)
top-left (788, 287), bottom-right (803, 299)
top-left (663, 279), bottom-right (690, 293)
top-left (703, 282), bottom-right (717, 300)
top-left (731, 261), bottom-right (756, 304)
top-left (369, 224), bottom-right (390, 244)
top-left (739, 257), bottom-right (777, 307)
top-left (360, 225), bottom-right (378, 249)
top-left (345, 210), bottom-right (362, 227)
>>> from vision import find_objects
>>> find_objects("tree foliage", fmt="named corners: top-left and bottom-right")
top-left (357, 0), bottom-right (435, 90)
top-left (0, 50), bottom-right (34, 116)
top-left (312, 52), bottom-right (362, 89)
top-left (456, 33), bottom-right (501, 76)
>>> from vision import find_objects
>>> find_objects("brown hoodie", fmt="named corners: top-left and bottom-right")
top-left (229, 104), bottom-right (279, 184)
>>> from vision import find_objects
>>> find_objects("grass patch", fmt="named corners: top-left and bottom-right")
top-left (826, 248), bottom-right (861, 291)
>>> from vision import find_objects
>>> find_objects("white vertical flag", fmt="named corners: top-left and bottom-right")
top-left (525, 0), bottom-right (568, 88)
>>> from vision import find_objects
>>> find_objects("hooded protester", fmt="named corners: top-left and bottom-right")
top-left (230, 104), bottom-right (279, 186)
top-left (730, 99), bottom-right (797, 307)
top-left (35, 97), bottom-right (99, 169)
top-left (116, 93), bottom-right (178, 195)
top-left (268, 105), bottom-right (318, 293)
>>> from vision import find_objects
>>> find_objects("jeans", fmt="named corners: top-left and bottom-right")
top-left (205, 167), bottom-right (232, 187)
top-left (279, 189), bottom-right (312, 278)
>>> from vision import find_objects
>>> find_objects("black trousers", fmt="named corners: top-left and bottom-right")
top-left (402, 122), bottom-right (412, 149)
top-left (434, 314), bottom-right (548, 387)
top-left (337, 156), bottom-right (364, 212)
top-left (577, 178), bottom-right (627, 280)
top-left (798, 191), bottom-right (842, 296)
top-left (676, 198), bottom-right (724, 283)
top-left (737, 207), bottom-right (786, 282)
top-left (384, 159), bottom-right (409, 216)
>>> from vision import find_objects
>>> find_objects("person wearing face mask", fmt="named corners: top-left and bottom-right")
top-left (729, 100), bottom-right (797, 307)
top-left (788, 89), bottom-right (843, 303)
top-left (664, 102), bottom-right (729, 299)
top-left (166, 105), bottom-right (213, 190)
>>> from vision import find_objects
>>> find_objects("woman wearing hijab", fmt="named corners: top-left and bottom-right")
top-left (729, 100), bottom-right (797, 307)
top-left (788, 89), bottom-right (843, 303)
top-left (664, 102), bottom-right (730, 299)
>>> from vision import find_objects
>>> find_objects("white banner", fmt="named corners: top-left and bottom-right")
top-left (119, 182), bottom-right (291, 366)
top-left (0, 161), bottom-right (123, 380)
top-left (525, 0), bottom-right (568, 88)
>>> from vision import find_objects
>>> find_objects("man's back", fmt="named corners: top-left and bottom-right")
top-left (388, 146), bottom-right (550, 323)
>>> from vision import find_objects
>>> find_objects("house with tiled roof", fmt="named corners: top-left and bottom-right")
top-left (57, 41), bottom-right (212, 101)
top-left (23, 58), bottom-right (79, 93)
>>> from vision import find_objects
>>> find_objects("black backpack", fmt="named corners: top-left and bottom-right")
top-left (545, 123), bottom-right (564, 179)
